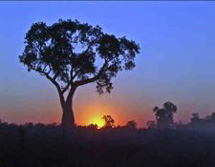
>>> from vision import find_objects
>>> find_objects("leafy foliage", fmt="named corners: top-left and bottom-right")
top-left (19, 19), bottom-right (140, 94)
top-left (153, 102), bottom-right (177, 129)
top-left (125, 120), bottom-right (137, 129)
top-left (102, 115), bottom-right (115, 128)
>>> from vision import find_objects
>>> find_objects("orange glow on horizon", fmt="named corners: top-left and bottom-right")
top-left (86, 115), bottom-right (105, 128)
top-left (75, 102), bottom-right (150, 128)
top-left (76, 103), bottom-right (120, 127)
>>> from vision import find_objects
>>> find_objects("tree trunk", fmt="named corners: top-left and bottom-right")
top-left (60, 88), bottom-right (76, 127)
top-left (61, 100), bottom-right (75, 127)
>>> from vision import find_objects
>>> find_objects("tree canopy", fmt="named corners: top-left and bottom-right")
top-left (19, 19), bottom-right (140, 95)
top-left (153, 102), bottom-right (177, 129)
top-left (102, 115), bottom-right (115, 128)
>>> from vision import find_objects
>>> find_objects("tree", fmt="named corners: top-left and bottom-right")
top-left (125, 120), bottom-right (137, 129)
top-left (87, 124), bottom-right (98, 129)
top-left (206, 113), bottom-right (215, 122)
top-left (19, 19), bottom-right (140, 127)
top-left (153, 102), bottom-right (177, 129)
top-left (191, 113), bottom-right (200, 124)
top-left (190, 113), bottom-right (215, 127)
top-left (102, 115), bottom-right (115, 128)
top-left (146, 120), bottom-right (156, 129)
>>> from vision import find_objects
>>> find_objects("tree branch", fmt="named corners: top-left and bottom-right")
top-left (45, 74), bottom-right (66, 106)
top-left (53, 71), bottom-right (59, 80)
top-left (75, 60), bottom-right (108, 86)
top-left (62, 82), bottom-right (71, 94)
top-left (72, 69), bottom-right (82, 81)
top-left (81, 39), bottom-right (96, 55)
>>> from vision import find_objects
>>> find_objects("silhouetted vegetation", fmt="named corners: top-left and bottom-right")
top-left (2, 102), bottom-right (215, 167)
top-left (189, 112), bottom-right (215, 129)
top-left (6, 15), bottom-right (214, 167)
top-left (19, 19), bottom-right (140, 127)
top-left (1, 101), bottom-right (215, 166)
top-left (146, 120), bottom-right (156, 129)
top-left (1, 118), bottom-right (215, 167)
top-left (102, 115), bottom-right (115, 128)
top-left (125, 120), bottom-right (137, 129)
top-left (153, 101), bottom-right (177, 129)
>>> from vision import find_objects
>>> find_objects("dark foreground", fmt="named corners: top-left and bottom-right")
top-left (0, 124), bottom-right (215, 167)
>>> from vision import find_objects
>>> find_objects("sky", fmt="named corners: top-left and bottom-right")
top-left (0, 2), bottom-right (215, 127)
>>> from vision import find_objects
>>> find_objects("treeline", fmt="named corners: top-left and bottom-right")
top-left (1, 101), bottom-right (215, 130)
top-left (1, 120), bottom-right (215, 167)
top-left (1, 101), bottom-right (215, 167)
top-left (83, 101), bottom-right (215, 130)
top-left (147, 101), bottom-right (215, 130)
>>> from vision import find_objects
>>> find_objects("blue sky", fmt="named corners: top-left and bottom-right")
top-left (0, 2), bottom-right (215, 127)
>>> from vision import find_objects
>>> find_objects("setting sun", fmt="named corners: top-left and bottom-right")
top-left (87, 116), bottom-right (105, 128)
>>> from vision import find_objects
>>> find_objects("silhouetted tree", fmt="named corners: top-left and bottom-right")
top-left (191, 113), bottom-right (200, 125)
top-left (19, 19), bottom-right (140, 127)
top-left (125, 120), bottom-right (137, 129)
top-left (206, 112), bottom-right (215, 122)
top-left (87, 124), bottom-right (98, 129)
top-left (153, 102), bottom-right (177, 129)
top-left (102, 115), bottom-right (115, 128)
top-left (24, 122), bottom-right (34, 127)
top-left (147, 120), bottom-right (156, 129)
top-left (190, 112), bottom-right (215, 128)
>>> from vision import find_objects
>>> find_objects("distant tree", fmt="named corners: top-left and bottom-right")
top-left (102, 115), bottom-right (115, 128)
top-left (206, 113), bottom-right (215, 122)
top-left (19, 19), bottom-right (140, 127)
top-left (87, 124), bottom-right (98, 129)
top-left (147, 120), bottom-right (156, 129)
top-left (153, 102), bottom-right (177, 129)
top-left (47, 122), bottom-right (58, 127)
top-left (203, 113), bottom-right (215, 127)
top-left (190, 112), bottom-right (215, 128)
top-left (211, 113), bottom-right (215, 120)
top-left (115, 125), bottom-right (122, 128)
top-left (125, 120), bottom-right (137, 129)
top-left (191, 113), bottom-right (200, 124)
top-left (24, 122), bottom-right (34, 128)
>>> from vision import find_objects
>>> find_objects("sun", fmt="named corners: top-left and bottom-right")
top-left (88, 116), bottom-right (105, 128)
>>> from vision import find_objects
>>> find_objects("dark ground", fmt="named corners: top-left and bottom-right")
top-left (0, 123), bottom-right (215, 167)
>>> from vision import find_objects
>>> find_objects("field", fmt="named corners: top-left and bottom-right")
top-left (0, 123), bottom-right (215, 167)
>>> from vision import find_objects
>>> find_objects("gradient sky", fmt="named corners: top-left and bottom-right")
top-left (0, 2), bottom-right (215, 127)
